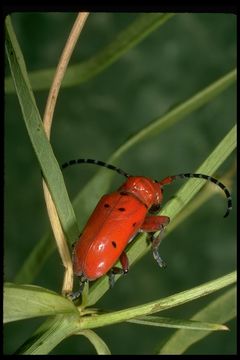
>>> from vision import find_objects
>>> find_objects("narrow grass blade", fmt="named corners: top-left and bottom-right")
top-left (127, 315), bottom-right (228, 331)
top-left (158, 286), bottom-right (236, 354)
top-left (86, 125), bottom-right (236, 307)
top-left (79, 271), bottom-right (236, 329)
top-left (3, 283), bottom-right (77, 323)
top-left (5, 13), bottom-right (175, 93)
top-left (73, 70), bottom-right (236, 232)
top-left (14, 124), bottom-right (236, 297)
top-left (15, 314), bottom-right (80, 355)
top-left (77, 330), bottom-right (111, 355)
top-left (14, 234), bottom-right (55, 284)
top-left (5, 16), bottom-right (79, 243)
top-left (15, 272), bottom-right (235, 354)
top-left (16, 316), bottom-right (111, 355)
top-left (162, 124), bottom-right (236, 220)
top-left (165, 161), bottom-right (236, 234)
top-left (111, 69), bottom-right (236, 161)
top-left (13, 66), bottom-right (236, 286)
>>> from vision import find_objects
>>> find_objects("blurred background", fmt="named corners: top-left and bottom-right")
top-left (4, 13), bottom-right (236, 354)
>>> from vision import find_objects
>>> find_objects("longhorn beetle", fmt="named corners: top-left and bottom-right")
top-left (61, 159), bottom-right (232, 300)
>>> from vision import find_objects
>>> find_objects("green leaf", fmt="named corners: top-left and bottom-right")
top-left (110, 69), bottom-right (236, 161)
top-left (77, 330), bottom-right (111, 355)
top-left (5, 13), bottom-right (236, 356)
top-left (158, 286), bottom-right (236, 354)
top-left (16, 317), bottom-right (111, 355)
top-left (162, 124), bottom-right (236, 220)
top-left (127, 315), bottom-right (228, 331)
top-left (78, 271), bottom-right (236, 329)
top-left (14, 70), bottom-right (236, 285)
top-left (84, 125), bottom-right (237, 307)
top-left (14, 234), bottom-right (55, 284)
top-left (72, 70), bottom-right (236, 231)
top-left (16, 314), bottom-right (81, 355)
top-left (72, 69), bottom-right (236, 231)
top-left (5, 13), bottom-right (175, 93)
top-left (5, 16), bottom-right (79, 243)
top-left (3, 283), bottom-right (78, 323)
top-left (15, 272), bottom-right (235, 354)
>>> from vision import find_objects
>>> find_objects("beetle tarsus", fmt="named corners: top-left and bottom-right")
top-left (67, 275), bottom-right (87, 301)
top-left (152, 248), bottom-right (167, 268)
top-left (108, 265), bottom-right (128, 289)
top-left (150, 228), bottom-right (167, 269)
top-left (108, 271), bottom-right (116, 289)
top-left (67, 289), bottom-right (82, 301)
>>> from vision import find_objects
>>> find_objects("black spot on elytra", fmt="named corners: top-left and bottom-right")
top-left (104, 203), bottom-right (110, 208)
top-left (112, 241), bottom-right (117, 248)
top-left (132, 222), bottom-right (137, 227)
top-left (118, 207), bottom-right (126, 212)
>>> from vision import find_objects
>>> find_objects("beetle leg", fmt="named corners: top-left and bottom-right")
top-left (108, 251), bottom-right (129, 288)
top-left (151, 233), bottom-right (167, 268)
top-left (140, 215), bottom-right (170, 232)
top-left (140, 215), bottom-right (170, 268)
top-left (67, 275), bottom-right (87, 301)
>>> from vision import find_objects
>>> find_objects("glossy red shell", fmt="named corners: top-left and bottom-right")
top-left (72, 176), bottom-right (163, 281)
top-left (73, 192), bottom-right (147, 280)
top-left (118, 176), bottom-right (163, 208)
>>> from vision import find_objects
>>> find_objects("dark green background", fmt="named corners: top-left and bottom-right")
top-left (4, 13), bottom-right (236, 354)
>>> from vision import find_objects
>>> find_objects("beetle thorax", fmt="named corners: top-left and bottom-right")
top-left (118, 176), bottom-right (162, 209)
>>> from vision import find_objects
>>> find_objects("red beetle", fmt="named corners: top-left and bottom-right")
top-left (62, 159), bottom-right (232, 300)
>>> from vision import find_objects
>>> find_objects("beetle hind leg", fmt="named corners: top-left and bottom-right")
top-left (108, 251), bottom-right (129, 289)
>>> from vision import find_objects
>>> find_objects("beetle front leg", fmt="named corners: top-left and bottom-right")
top-left (140, 215), bottom-right (170, 268)
top-left (67, 275), bottom-right (87, 301)
top-left (108, 251), bottom-right (129, 289)
top-left (151, 233), bottom-right (167, 268)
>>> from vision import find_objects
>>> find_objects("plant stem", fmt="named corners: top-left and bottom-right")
top-left (42, 12), bottom-right (89, 295)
